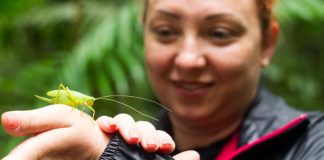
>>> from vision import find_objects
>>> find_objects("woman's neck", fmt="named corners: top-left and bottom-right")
top-left (169, 112), bottom-right (244, 151)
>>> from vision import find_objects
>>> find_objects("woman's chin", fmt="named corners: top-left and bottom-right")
top-left (172, 107), bottom-right (213, 121)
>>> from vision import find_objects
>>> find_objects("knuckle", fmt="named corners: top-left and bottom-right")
top-left (156, 130), bottom-right (173, 142)
top-left (114, 113), bottom-right (132, 119)
top-left (156, 130), bottom-right (169, 137)
top-left (114, 114), bottom-right (135, 124)
top-left (136, 121), bottom-right (156, 132)
top-left (96, 116), bottom-right (111, 123)
top-left (46, 104), bottom-right (78, 117)
top-left (136, 121), bottom-right (154, 127)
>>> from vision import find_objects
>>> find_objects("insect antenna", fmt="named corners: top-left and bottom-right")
top-left (95, 97), bottom-right (159, 121)
top-left (98, 95), bottom-right (172, 112)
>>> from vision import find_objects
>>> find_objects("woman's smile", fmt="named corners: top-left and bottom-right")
top-left (172, 80), bottom-right (214, 98)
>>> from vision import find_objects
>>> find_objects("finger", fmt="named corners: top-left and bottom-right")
top-left (173, 150), bottom-right (200, 160)
top-left (96, 116), bottom-right (118, 133)
top-left (156, 130), bottom-right (175, 153)
top-left (1, 105), bottom-right (77, 136)
top-left (114, 113), bottom-right (140, 144)
top-left (136, 121), bottom-right (159, 152)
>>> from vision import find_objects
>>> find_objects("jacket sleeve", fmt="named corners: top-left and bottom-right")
top-left (99, 133), bottom-right (174, 160)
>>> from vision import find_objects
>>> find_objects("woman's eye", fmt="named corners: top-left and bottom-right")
top-left (210, 28), bottom-right (233, 39)
top-left (206, 28), bottom-right (236, 44)
top-left (155, 27), bottom-right (176, 37)
top-left (156, 27), bottom-right (174, 37)
top-left (212, 31), bottom-right (231, 38)
top-left (153, 26), bottom-right (178, 42)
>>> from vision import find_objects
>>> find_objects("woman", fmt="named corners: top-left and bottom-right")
top-left (2, 0), bottom-right (324, 159)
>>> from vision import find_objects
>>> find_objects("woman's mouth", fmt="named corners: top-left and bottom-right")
top-left (172, 81), bottom-right (213, 97)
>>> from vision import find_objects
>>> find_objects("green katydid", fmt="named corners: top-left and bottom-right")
top-left (35, 83), bottom-right (172, 121)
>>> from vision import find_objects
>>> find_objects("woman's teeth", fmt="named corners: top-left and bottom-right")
top-left (180, 83), bottom-right (205, 90)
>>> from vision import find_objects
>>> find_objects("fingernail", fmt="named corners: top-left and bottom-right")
top-left (129, 131), bottom-right (139, 143)
top-left (161, 143), bottom-right (172, 149)
top-left (146, 136), bottom-right (158, 151)
top-left (2, 113), bottom-right (18, 129)
top-left (108, 120), bottom-right (118, 131)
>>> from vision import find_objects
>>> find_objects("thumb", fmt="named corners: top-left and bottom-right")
top-left (173, 150), bottom-right (200, 160)
top-left (2, 128), bottom-right (71, 160)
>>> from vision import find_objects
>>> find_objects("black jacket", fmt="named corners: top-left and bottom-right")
top-left (99, 88), bottom-right (324, 160)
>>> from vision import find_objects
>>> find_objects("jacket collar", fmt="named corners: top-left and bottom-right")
top-left (240, 87), bottom-right (309, 145)
top-left (227, 87), bottom-right (310, 160)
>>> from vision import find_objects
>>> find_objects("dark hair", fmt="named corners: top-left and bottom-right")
top-left (256, 0), bottom-right (276, 45)
top-left (143, 0), bottom-right (276, 45)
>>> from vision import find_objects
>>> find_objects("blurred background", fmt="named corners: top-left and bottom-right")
top-left (0, 0), bottom-right (323, 157)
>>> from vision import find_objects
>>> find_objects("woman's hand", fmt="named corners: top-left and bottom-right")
top-left (97, 113), bottom-right (175, 153)
top-left (1, 106), bottom-right (199, 160)
top-left (1, 105), bottom-right (109, 160)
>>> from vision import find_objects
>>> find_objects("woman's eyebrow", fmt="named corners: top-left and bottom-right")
top-left (203, 13), bottom-right (246, 34)
top-left (204, 14), bottom-right (243, 24)
top-left (156, 10), bottom-right (181, 20)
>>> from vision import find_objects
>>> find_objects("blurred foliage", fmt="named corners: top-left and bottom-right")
top-left (263, 0), bottom-right (324, 111)
top-left (0, 0), bottom-right (323, 157)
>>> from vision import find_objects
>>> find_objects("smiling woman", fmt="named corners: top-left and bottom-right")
top-left (143, 0), bottom-right (277, 153)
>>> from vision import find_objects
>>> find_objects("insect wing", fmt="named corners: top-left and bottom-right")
top-left (46, 90), bottom-right (74, 105)
top-left (47, 90), bottom-right (66, 97)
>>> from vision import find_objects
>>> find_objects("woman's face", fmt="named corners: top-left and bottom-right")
top-left (144, 0), bottom-right (274, 122)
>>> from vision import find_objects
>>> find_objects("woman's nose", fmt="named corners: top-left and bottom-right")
top-left (174, 37), bottom-right (206, 70)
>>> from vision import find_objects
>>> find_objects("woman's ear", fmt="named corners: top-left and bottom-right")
top-left (261, 20), bottom-right (280, 68)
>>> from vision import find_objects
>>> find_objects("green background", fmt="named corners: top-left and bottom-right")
top-left (0, 0), bottom-right (324, 157)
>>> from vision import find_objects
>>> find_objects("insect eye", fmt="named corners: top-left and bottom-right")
top-left (85, 100), bottom-right (94, 106)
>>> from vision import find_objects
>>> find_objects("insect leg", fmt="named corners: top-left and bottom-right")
top-left (35, 95), bottom-right (53, 103)
top-left (87, 106), bottom-right (95, 118)
top-left (77, 105), bottom-right (84, 116)
top-left (55, 84), bottom-right (65, 104)
top-left (58, 84), bottom-right (79, 113)
top-left (59, 84), bottom-right (71, 97)
top-left (80, 105), bottom-right (87, 116)
top-left (59, 84), bottom-right (78, 106)
top-left (71, 104), bottom-right (76, 112)
top-left (81, 106), bottom-right (86, 112)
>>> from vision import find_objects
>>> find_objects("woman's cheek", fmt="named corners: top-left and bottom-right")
top-left (207, 54), bottom-right (246, 83)
top-left (206, 44), bottom-right (261, 83)
top-left (145, 43), bottom-right (175, 75)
